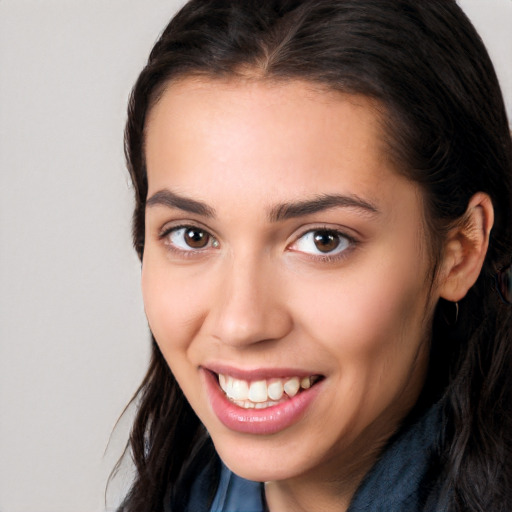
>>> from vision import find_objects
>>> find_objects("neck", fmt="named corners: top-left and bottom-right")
top-left (265, 478), bottom-right (353, 512)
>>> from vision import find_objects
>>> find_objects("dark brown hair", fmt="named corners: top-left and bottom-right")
top-left (118, 1), bottom-right (512, 510)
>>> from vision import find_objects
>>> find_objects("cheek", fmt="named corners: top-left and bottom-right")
top-left (141, 254), bottom-right (208, 358)
top-left (290, 256), bottom-right (430, 374)
top-left (292, 264), bottom-right (431, 433)
top-left (140, 253), bottom-right (218, 420)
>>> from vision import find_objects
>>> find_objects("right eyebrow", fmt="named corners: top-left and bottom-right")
top-left (269, 193), bottom-right (380, 222)
top-left (146, 189), bottom-right (216, 218)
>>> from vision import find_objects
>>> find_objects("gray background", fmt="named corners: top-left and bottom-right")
top-left (0, 1), bottom-right (510, 511)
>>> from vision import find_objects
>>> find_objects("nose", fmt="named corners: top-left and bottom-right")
top-left (207, 253), bottom-right (293, 348)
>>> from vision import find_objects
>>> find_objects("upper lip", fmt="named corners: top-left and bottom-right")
top-left (202, 363), bottom-right (322, 381)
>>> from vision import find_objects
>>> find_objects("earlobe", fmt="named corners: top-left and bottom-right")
top-left (439, 193), bottom-right (494, 302)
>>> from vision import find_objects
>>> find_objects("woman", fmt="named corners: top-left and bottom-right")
top-left (117, 1), bottom-right (512, 510)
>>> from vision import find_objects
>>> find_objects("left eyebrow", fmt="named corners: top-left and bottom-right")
top-left (269, 194), bottom-right (380, 222)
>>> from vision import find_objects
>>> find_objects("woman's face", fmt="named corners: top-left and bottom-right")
top-left (142, 79), bottom-right (439, 484)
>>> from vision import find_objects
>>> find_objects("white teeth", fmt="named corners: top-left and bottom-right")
top-left (230, 379), bottom-right (249, 400)
top-left (234, 400), bottom-right (281, 409)
top-left (255, 401), bottom-right (277, 409)
top-left (283, 377), bottom-right (300, 398)
top-left (225, 376), bottom-right (234, 397)
top-left (248, 380), bottom-right (268, 403)
top-left (218, 373), bottom-right (318, 407)
top-left (300, 377), bottom-right (311, 389)
top-left (234, 400), bottom-right (255, 409)
top-left (267, 380), bottom-right (284, 401)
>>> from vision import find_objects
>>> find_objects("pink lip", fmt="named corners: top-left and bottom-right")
top-left (202, 368), bottom-right (323, 435)
top-left (205, 363), bottom-right (317, 381)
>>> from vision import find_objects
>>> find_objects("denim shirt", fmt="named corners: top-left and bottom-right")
top-left (186, 401), bottom-right (449, 512)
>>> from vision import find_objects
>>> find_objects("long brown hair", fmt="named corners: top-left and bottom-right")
top-left (118, 1), bottom-right (512, 510)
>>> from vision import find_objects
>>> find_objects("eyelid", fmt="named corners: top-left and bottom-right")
top-left (158, 218), bottom-right (216, 238)
top-left (158, 222), bottom-right (220, 256)
top-left (287, 225), bottom-right (358, 261)
top-left (289, 224), bottom-right (359, 244)
top-left (156, 221), bottom-right (359, 262)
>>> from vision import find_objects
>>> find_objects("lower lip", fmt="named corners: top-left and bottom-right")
top-left (203, 370), bottom-right (322, 435)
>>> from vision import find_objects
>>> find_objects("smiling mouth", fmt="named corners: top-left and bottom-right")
top-left (217, 373), bottom-right (323, 409)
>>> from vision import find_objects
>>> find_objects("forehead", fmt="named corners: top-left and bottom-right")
top-left (146, 78), bottom-right (384, 152)
top-left (143, 78), bottom-right (423, 228)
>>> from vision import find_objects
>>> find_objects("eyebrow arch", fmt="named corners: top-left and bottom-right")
top-left (146, 189), bottom-right (379, 222)
top-left (269, 194), bottom-right (379, 222)
top-left (146, 189), bottom-right (216, 218)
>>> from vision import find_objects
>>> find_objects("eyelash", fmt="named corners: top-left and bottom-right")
top-left (159, 224), bottom-right (219, 258)
top-left (289, 226), bottom-right (357, 263)
top-left (158, 224), bottom-right (357, 262)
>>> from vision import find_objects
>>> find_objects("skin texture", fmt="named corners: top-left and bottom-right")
top-left (141, 79), bottom-right (493, 512)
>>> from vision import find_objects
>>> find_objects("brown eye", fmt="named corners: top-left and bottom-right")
top-left (165, 226), bottom-right (217, 252)
top-left (184, 228), bottom-right (210, 248)
top-left (313, 231), bottom-right (340, 253)
top-left (291, 229), bottom-right (351, 258)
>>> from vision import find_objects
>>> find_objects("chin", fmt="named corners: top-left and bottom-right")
top-left (212, 433), bottom-right (315, 482)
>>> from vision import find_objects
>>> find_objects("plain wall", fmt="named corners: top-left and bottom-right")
top-left (0, 1), bottom-right (510, 511)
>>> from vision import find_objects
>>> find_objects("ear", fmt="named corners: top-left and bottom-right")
top-left (438, 192), bottom-right (494, 302)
